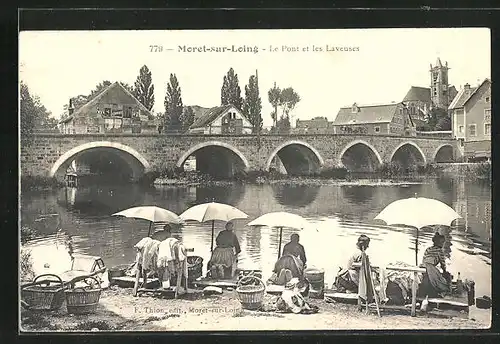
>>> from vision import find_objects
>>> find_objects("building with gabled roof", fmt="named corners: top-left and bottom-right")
top-left (188, 104), bottom-right (253, 134)
top-left (449, 78), bottom-right (491, 161)
top-left (332, 102), bottom-right (416, 136)
top-left (59, 81), bottom-right (156, 134)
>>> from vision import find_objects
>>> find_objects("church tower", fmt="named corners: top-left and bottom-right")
top-left (430, 57), bottom-right (450, 109)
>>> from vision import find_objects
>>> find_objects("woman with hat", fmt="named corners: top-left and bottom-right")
top-left (334, 234), bottom-right (371, 292)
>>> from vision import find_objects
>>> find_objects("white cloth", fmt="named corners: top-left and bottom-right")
top-left (158, 238), bottom-right (179, 263)
top-left (134, 237), bottom-right (160, 270)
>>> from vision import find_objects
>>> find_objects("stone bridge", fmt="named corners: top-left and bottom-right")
top-left (20, 133), bottom-right (460, 181)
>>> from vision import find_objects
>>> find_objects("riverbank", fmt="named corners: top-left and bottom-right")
top-left (20, 162), bottom-right (490, 191)
top-left (20, 286), bottom-right (490, 332)
top-left (439, 162), bottom-right (491, 180)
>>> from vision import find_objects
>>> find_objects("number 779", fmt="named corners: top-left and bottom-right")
top-left (149, 45), bottom-right (163, 52)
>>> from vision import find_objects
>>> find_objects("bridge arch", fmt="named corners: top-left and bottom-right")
top-left (176, 141), bottom-right (250, 178)
top-left (49, 141), bottom-right (150, 181)
top-left (338, 140), bottom-right (383, 172)
top-left (389, 141), bottom-right (427, 167)
top-left (265, 140), bottom-right (324, 176)
top-left (432, 144), bottom-right (455, 163)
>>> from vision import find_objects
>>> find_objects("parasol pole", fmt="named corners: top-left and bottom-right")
top-left (415, 227), bottom-right (419, 266)
top-left (278, 227), bottom-right (283, 259)
top-left (147, 222), bottom-right (152, 237)
top-left (414, 193), bottom-right (418, 266)
top-left (211, 220), bottom-right (215, 252)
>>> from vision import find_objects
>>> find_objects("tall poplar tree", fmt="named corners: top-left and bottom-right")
top-left (243, 74), bottom-right (262, 133)
top-left (164, 74), bottom-right (183, 131)
top-left (132, 65), bottom-right (155, 111)
top-left (220, 68), bottom-right (243, 110)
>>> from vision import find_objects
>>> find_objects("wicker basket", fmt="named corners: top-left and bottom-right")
top-left (21, 274), bottom-right (66, 311)
top-left (236, 276), bottom-right (266, 310)
top-left (65, 276), bottom-right (102, 314)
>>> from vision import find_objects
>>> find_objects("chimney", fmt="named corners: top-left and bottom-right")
top-left (464, 83), bottom-right (471, 92)
top-left (68, 98), bottom-right (74, 115)
top-left (351, 102), bottom-right (359, 113)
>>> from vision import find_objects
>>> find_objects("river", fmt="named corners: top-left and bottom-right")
top-left (20, 177), bottom-right (491, 298)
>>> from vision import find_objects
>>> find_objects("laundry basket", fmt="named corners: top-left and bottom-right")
top-left (21, 274), bottom-right (66, 311)
top-left (236, 275), bottom-right (266, 310)
top-left (65, 276), bottom-right (102, 314)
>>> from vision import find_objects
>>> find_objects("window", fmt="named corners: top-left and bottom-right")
top-left (123, 106), bottom-right (132, 118)
top-left (104, 107), bottom-right (111, 116)
top-left (86, 126), bottom-right (100, 133)
top-left (486, 97), bottom-right (490, 103)
top-left (469, 124), bottom-right (476, 137)
top-left (485, 123), bottom-right (491, 136)
top-left (458, 125), bottom-right (464, 133)
top-left (459, 138), bottom-right (464, 147)
top-left (374, 126), bottom-right (380, 133)
top-left (484, 109), bottom-right (491, 122)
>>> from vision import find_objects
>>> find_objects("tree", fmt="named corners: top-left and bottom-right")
top-left (426, 107), bottom-right (449, 131)
top-left (164, 73), bottom-right (183, 131)
top-left (180, 106), bottom-right (195, 132)
top-left (276, 115), bottom-right (291, 133)
top-left (221, 68), bottom-right (243, 110)
top-left (88, 80), bottom-right (112, 101)
top-left (20, 82), bottom-right (36, 144)
top-left (435, 114), bottom-right (451, 131)
top-left (20, 82), bottom-right (54, 144)
top-left (132, 65), bottom-right (155, 111)
top-left (242, 74), bottom-right (262, 133)
top-left (268, 83), bottom-right (281, 128)
top-left (120, 82), bottom-right (135, 95)
top-left (279, 87), bottom-right (301, 121)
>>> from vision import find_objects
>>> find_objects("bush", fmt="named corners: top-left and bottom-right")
top-left (20, 248), bottom-right (35, 282)
top-left (21, 226), bottom-right (38, 244)
top-left (318, 167), bottom-right (349, 179)
top-left (476, 161), bottom-right (491, 179)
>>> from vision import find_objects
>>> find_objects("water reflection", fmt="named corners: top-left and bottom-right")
top-left (193, 184), bottom-right (246, 207)
top-left (341, 185), bottom-right (374, 204)
top-left (272, 184), bottom-right (320, 208)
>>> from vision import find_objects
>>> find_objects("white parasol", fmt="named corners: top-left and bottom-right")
top-left (374, 194), bottom-right (461, 265)
top-left (247, 211), bottom-right (310, 259)
top-left (179, 202), bottom-right (249, 251)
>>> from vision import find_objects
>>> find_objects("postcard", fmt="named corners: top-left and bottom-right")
top-left (19, 27), bottom-right (491, 332)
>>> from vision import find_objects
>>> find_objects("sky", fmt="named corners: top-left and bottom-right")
top-left (19, 28), bottom-right (490, 127)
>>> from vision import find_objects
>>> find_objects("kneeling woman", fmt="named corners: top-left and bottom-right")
top-left (419, 233), bottom-right (452, 298)
top-left (207, 221), bottom-right (241, 279)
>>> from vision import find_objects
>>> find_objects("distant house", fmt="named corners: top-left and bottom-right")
top-left (188, 104), bottom-right (253, 134)
top-left (293, 117), bottom-right (334, 134)
top-left (449, 79), bottom-right (491, 161)
top-left (59, 82), bottom-right (156, 134)
top-left (333, 102), bottom-right (416, 136)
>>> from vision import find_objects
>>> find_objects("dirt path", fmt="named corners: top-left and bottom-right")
top-left (20, 287), bottom-right (490, 332)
